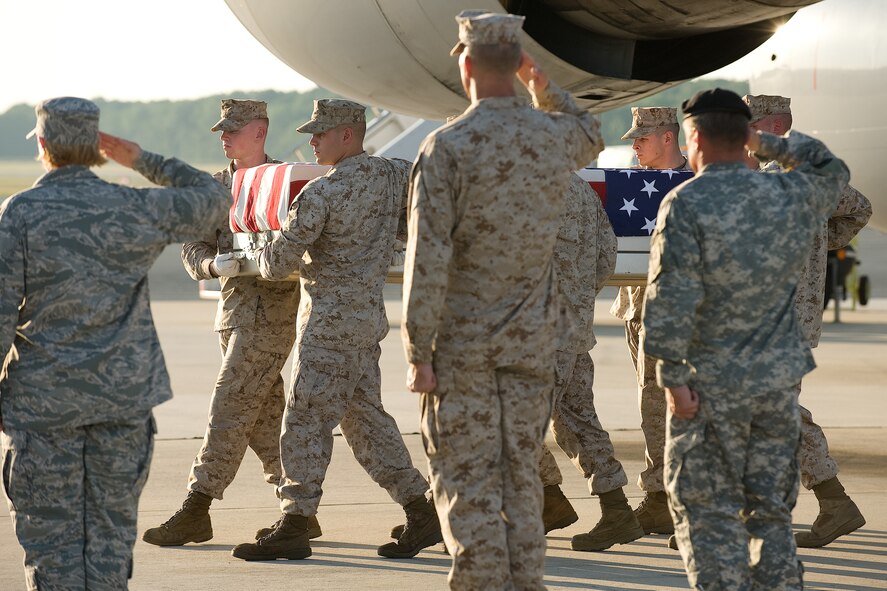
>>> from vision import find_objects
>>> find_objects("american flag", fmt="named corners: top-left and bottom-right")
top-left (230, 163), bottom-right (330, 233)
top-left (577, 168), bottom-right (694, 237)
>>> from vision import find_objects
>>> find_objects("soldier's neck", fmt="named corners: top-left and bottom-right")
top-left (232, 152), bottom-right (267, 171)
top-left (647, 150), bottom-right (686, 170)
top-left (470, 76), bottom-right (517, 102)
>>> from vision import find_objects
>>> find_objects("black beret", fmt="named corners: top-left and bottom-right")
top-left (681, 88), bottom-right (751, 120)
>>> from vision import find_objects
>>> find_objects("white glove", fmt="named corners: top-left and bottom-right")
top-left (212, 253), bottom-right (241, 277)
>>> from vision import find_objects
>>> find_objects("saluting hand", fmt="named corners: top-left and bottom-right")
top-left (666, 385), bottom-right (700, 420)
top-left (407, 363), bottom-right (437, 394)
top-left (516, 50), bottom-right (549, 94)
top-left (744, 129), bottom-right (763, 155)
top-left (99, 132), bottom-right (142, 169)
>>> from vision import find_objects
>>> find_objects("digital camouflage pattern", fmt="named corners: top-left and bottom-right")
top-left (610, 157), bottom-right (692, 493)
top-left (743, 94), bottom-right (792, 123)
top-left (0, 148), bottom-right (228, 589)
top-left (296, 99), bottom-right (367, 134)
top-left (182, 157), bottom-right (300, 334)
top-left (404, 80), bottom-right (603, 590)
top-left (449, 11), bottom-right (525, 55)
top-left (258, 153), bottom-right (411, 351)
top-left (643, 130), bottom-right (849, 590)
top-left (621, 106), bottom-right (679, 140)
top-left (278, 344), bottom-right (429, 516)
top-left (26, 96), bottom-right (99, 145)
top-left (211, 99), bottom-right (269, 132)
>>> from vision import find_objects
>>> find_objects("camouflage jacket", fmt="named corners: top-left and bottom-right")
top-left (0, 152), bottom-right (229, 430)
top-left (402, 82), bottom-right (605, 366)
top-left (761, 160), bottom-right (871, 347)
top-left (257, 152), bottom-right (410, 351)
top-left (643, 131), bottom-right (849, 391)
top-left (556, 174), bottom-right (617, 353)
top-left (181, 156), bottom-right (300, 335)
top-left (610, 158), bottom-right (693, 322)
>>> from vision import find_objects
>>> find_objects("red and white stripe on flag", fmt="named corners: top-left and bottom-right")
top-left (576, 167), bottom-right (607, 205)
top-left (229, 163), bottom-right (331, 233)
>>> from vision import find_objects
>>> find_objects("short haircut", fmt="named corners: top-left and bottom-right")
top-left (655, 124), bottom-right (680, 140)
top-left (686, 112), bottom-right (748, 150)
top-left (40, 141), bottom-right (106, 168)
top-left (466, 42), bottom-right (522, 75)
top-left (336, 122), bottom-right (367, 143)
top-left (774, 112), bottom-right (793, 131)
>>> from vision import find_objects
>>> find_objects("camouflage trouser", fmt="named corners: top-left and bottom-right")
top-left (539, 351), bottom-right (628, 494)
top-left (627, 318), bottom-right (667, 493)
top-left (796, 381), bottom-right (839, 489)
top-left (278, 343), bottom-right (428, 516)
top-left (421, 354), bottom-right (555, 591)
top-left (188, 326), bottom-right (293, 500)
top-left (2, 415), bottom-right (155, 591)
top-left (666, 386), bottom-right (802, 591)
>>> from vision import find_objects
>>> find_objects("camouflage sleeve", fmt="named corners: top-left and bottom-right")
top-left (181, 232), bottom-right (220, 280)
top-left (827, 184), bottom-right (872, 249)
top-left (754, 130), bottom-right (850, 220)
top-left (402, 139), bottom-right (456, 364)
top-left (132, 151), bottom-right (230, 244)
top-left (389, 158), bottom-right (412, 242)
top-left (642, 193), bottom-right (703, 388)
top-left (257, 184), bottom-right (328, 280)
top-left (533, 81), bottom-right (605, 170)
top-left (593, 194), bottom-right (617, 292)
top-left (0, 198), bottom-right (24, 364)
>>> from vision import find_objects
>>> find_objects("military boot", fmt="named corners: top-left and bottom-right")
top-left (378, 496), bottom-right (443, 558)
top-left (571, 488), bottom-right (645, 552)
top-left (633, 491), bottom-right (674, 535)
top-left (142, 491), bottom-right (213, 546)
top-left (255, 514), bottom-right (322, 540)
top-left (232, 514), bottom-right (311, 561)
top-left (795, 477), bottom-right (866, 547)
top-left (543, 484), bottom-right (579, 534)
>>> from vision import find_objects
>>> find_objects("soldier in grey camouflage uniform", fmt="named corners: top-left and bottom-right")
top-left (403, 12), bottom-right (604, 589)
top-left (536, 174), bottom-right (646, 551)
top-left (744, 94), bottom-right (872, 548)
top-left (229, 98), bottom-right (438, 562)
top-left (0, 97), bottom-right (229, 590)
top-left (610, 106), bottom-right (692, 537)
top-left (643, 88), bottom-right (849, 590)
top-left (142, 99), bottom-right (317, 547)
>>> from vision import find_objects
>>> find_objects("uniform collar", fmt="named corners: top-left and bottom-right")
top-left (468, 96), bottom-right (529, 112)
top-left (697, 161), bottom-right (748, 174)
top-left (33, 165), bottom-right (98, 187)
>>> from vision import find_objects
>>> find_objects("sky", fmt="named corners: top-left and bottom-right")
top-left (0, 0), bottom-right (317, 114)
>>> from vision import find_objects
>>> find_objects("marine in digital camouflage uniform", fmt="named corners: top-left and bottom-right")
top-left (142, 99), bottom-right (313, 548)
top-left (403, 12), bottom-right (605, 589)
top-left (744, 93), bottom-right (872, 548)
top-left (609, 106), bottom-right (692, 536)
top-left (535, 174), bottom-right (646, 551)
top-left (0, 97), bottom-right (229, 590)
top-left (230, 98), bottom-right (438, 562)
top-left (643, 88), bottom-right (849, 590)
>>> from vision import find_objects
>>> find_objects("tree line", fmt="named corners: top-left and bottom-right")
top-left (0, 79), bottom-right (746, 163)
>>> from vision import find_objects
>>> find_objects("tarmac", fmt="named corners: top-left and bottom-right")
top-left (1, 284), bottom-right (886, 590)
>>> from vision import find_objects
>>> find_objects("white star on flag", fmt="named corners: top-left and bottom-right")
top-left (641, 180), bottom-right (659, 197)
top-left (620, 198), bottom-right (638, 216)
top-left (642, 217), bottom-right (657, 235)
top-left (660, 169), bottom-right (681, 179)
top-left (620, 170), bottom-right (636, 178)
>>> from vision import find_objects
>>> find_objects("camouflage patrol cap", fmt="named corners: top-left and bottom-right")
top-left (621, 107), bottom-right (678, 140)
top-left (742, 94), bottom-right (791, 123)
top-left (296, 99), bottom-right (367, 134)
top-left (25, 97), bottom-right (100, 146)
top-left (211, 99), bottom-right (268, 132)
top-left (450, 10), bottom-right (525, 56)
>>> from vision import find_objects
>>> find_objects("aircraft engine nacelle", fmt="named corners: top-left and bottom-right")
top-left (224, 0), bottom-right (821, 118)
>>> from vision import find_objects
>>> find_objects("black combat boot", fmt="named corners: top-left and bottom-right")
top-left (795, 477), bottom-right (865, 547)
top-left (142, 490), bottom-right (213, 546)
top-left (571, 488), bottom-right (645, 551)
top-left (543, 484), bottom-right (579, 533)
top-left (255, 513), bottom-right (322, 540)
top-left (633, 491), bottom-right (674, 535)
top-left (232, 514), bottom-right (311, 561)
top-left (378, 496), bottom-right (443, 558)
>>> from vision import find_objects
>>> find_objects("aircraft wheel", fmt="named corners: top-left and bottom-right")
top-left (858, 275), bottom-right (871, 306)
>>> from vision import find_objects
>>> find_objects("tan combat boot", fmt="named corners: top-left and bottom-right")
top-left (378, 496), bottom-right (443, 558)
top-left (633, 491), bottom-right (674, 535)
top-left (232, 514), bottom-right (312, 560)
top-left (255, 514), bottom-right (322, 540)
top-left (571, 488), bottom-right (645, 552)
top-left (142, 490), bottom-right (213, 546)
top-left (795, 477), bottom-right (866, 547)
top-left (543, 484), bottom-right (579, 533)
